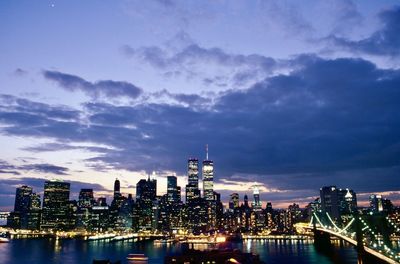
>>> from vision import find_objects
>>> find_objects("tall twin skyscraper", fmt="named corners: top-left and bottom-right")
top-left (185, 145), bottom-right (214, 204)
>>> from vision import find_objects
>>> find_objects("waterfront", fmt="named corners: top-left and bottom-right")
top-left (0, 238), bottom-right (359, 264)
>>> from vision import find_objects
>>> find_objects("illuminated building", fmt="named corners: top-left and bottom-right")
top-left (186, 158), bottom-right (200, 204)
top-left (77, 188), bottom-right (96, 229)
top-left (229, 193), bottom-right (240, 211)
top-left (41, 180), bottom-right (70, 230)
top-left (338, 188), bottom-right (357, 216)
top-left (370, 194), bottom-right (384, 212)
top-left (252, 185), bottom-right (262, 210)
top-left (202, 150), bottom-right (214, 201)
top-left (167, 176), bottom-right (178, 203)
top-left (136, 175), bottom-right (157, 231)
top-left (320, 186), bottom-right (340, 220)
top-left (202, 145), bottom-right (216, 230)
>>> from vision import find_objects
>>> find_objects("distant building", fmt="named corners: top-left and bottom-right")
top-left (202, 145), bottom-right (216, 230)
top-left (369, 194), bottom-right (392, 213)
top-left (338, 188), bottom-right (357, 215)
top-left (186, 158), bottom-right (200, 203)
top-left (77, 189), bottom-right (95, 230)
top-left (135, 176), bottom-right (157, 231)
top-left (229, 193), bottom-right (239, 211)
top-left (320, 186), bottom-right (340, 219)
top-left (167, 176), bottom-right (178, 203)
top-left (41, 180), bottom-right (70, 230)
top-left (8, 185), bottom-right (41, 230)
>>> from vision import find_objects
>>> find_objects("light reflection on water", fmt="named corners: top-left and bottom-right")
top-left (0, 238), bottom-right (360, 264)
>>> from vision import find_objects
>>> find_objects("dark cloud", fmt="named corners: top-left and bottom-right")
top-left (43, 70), bottom-right (142, 99)
top-left (0, 160), bottom-right (69, 176)
top-left (19, 164), bottom-right (69, 175)
top-left (1, 55), bottom-right (400, 204)
top-left (328, 6), bottom-right (400, 56)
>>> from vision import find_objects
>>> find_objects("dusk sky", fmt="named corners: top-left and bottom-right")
top-left (1, 0), bottom-right (400, 211)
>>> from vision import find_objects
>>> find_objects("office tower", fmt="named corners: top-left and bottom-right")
top-left (202, 145), bottom-right (216, 230)
top-left (91, 205), bottom-right (110, 232)
top-left (14, 185), bottom-right (33, 213)
top-left (338, 188), bottom-right (357, 215)
top-left (114, 178), bottom-right (121, 198)
top-left (78, 189), bottom-right (95, 208)
top-left (214, 191), bottom-right (224, 229)
top-left (14, 185), bottom-right (32, 229)
top-left (252, 185), bottom-right (262, 210)
top-left (110, 178), bottom-right (126, 230)
top-left (136, 176), bottom-right (157, 231)
top-left (265, 202), bottom-right (274, 229)
top-left (382, 198), bottom-right (393, 213)
top-left (320, 186), bottom-right (340, 219)
top-left (167, 176), bottom-right (178, 203)
top-left (176, 186), bottom-right (181, 202)
top-left (119, 194), bottom-right (135, 230)
top-left (41, 180), bottom-right (70, 230)
top-left (186, 158), bottom-right (200, 203)
top-left (26, 192), bottom-right (41, 230)
top-left (229, 193), bottom-right (240, 211)
top-left (188, 158), bottom-right (199, 187)
top-left (202, 145), bottom-right (214, 201)
top-left (370, 194), bottom-right (383, 212)
top-left (97, 197), bottom-right (107, 206)
top-left (77, 189), bottom-right (95, 229)
top-left (8, 185), bottom-right (41, 230)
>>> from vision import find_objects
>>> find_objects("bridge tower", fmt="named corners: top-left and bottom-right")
top-left (312, 215), bottom-right (331, 250)
top-left (354, 214), bottom-right (365, 264)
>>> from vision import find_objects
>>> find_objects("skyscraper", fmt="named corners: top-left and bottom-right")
top-left (186, 158), bottom-right (200, 203)
top-left (114, 178), bottom-right (121, 198)
top-left (320, 186), bottom-right (340, 219)
top-left (8, 185), bottom-right (41, 230)
top-left (370, 194), bottom-right (383, 212)
top-left (41, 180), bottom-right (70, 230)
top-left (77, 189), bottom-right (95, 229)
top-left (167, 176), bottom-right (178, 203)
top-left (14, 185), bottom-right (33, 213)
top-left (252, 184), bottom-right (262, 210)
top-left (135, 175), bottom-right (157, 231)
top-left (188, 158), bottom-right (199, 187)
top-left (202, 145), bottom-right (214, 202)
top-left (78, 189), bottom-right (95, 208)
top-left (229, 193), bottom-right (239, 211)
top-left (338, 188), bottom-right (357, 215)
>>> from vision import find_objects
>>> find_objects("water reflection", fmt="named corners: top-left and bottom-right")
top-left (0, 238), bottom-right (361, 264)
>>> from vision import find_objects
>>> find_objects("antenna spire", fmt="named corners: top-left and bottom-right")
top-left (206, 144), bottom-right (209, 160)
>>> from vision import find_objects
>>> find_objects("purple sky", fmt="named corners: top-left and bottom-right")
top-left (1, 0), bottom-right (400, 210)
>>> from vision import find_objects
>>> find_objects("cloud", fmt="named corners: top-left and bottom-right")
top-left (19, 164), bottom-right (69, 175)
top-left (121, 38), bottom-right (277, 89)
top-left (327, 6), bottom-right (400, 57)
top-left (1, 55), bottom-right (400, 206)
top-left (0, 160), bottom-right (69, 176)
top-left (14, 68), bottom-right (28, 77)
top-left (43, 70), bottom-right (143, 99)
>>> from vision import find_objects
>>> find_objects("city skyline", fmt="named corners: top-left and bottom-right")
top-left (1, 1), bottom-right (400, 211)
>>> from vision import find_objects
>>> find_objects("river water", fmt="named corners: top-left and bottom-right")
top-left (0, 238), bottom-right (359, 263)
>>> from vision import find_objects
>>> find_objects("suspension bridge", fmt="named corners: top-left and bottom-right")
top-left (303, 211), bottom-right (400, 264)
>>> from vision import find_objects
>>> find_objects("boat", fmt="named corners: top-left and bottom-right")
top-left (0, 237), bottom-right (10, 243)
top-left (126, 253), bottom-right (148, 262)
